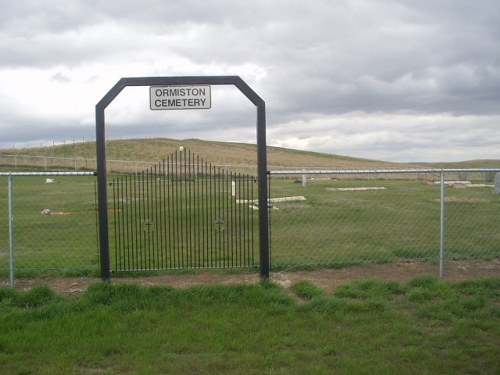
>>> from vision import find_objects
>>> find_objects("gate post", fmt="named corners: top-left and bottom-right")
top-left (96, 76), bottom-right (269, 280)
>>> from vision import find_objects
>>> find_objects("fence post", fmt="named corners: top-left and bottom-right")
top-left (8, 174), bottom-right (15, 287)
top-left (439, 171), bottom-right (445, 278)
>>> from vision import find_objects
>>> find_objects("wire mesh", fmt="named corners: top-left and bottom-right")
top-left (0, 175), bottom-right (98, 277)
top-left (268, 170), bottom-right (500, 271)
top-left (1, 169), bottom-right (499, 280)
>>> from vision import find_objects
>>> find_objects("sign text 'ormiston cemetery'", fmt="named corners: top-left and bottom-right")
top-left (149, 85), bottom-right (211, 110)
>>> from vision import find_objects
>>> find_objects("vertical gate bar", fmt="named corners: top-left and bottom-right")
top-left (227, 171), bottom-right (232, 267)
top-left (229, 171), bottom-right (234, 267)
top-left (125, 175), bottom-right (131, 271)
top-left (131, 174), bottom-right (136, 270)
top-left (233, 173), bottom-right (237, 266)
top-left (188, 150), bottom-right (193, 267)
top-left (250, 172), bottom-right (255, 265)
top-left (120, 175), bottom-right (125, 271)
top-left (167, 155), bottom-right (172, 269)
top-left (221, 168), bottom-right (226, 267)
top-left (162, 158), bottom-right (168, 269)
top-left (118, 176), bottom-right (124, 271)
top-left (112, 177), bottom-right (118, 270)
top-left (200, 159), bottom-right (205, 267)
top-left (130, 174), bottom-right (135, 270)
top-left (130, 174), bottom-right (140, 270)
top-left (156, 163), bottom-right (161, 268)
top-left (221, 168), bottom-right (225, 267)
top-left (155, 163), bottom-right (160, 269)
top-left (138, 171), bottom-right (143, 270)
top-left (209, 162), bottom-right (213, 267)
top-left (243, 173), bottom-right (247, 266)
top-left (186, 150), bottom-right (191, 267)
top-left (240, 173), bottom-right (246, 265)
top-left (209, 163), bottom-right (215, 267)
top-left (196, 155), bottom-right (201, 268)
top-left (182, 149), bottom-right (187, 268)
top-left (133, 172), bottom-right (140, 270)
top-left (439, 170), bottom-right (446, 278)
top-left (148, 166), bottom-right (153, 269)
top-left (160, 160), bottom-right (166, 269)
top-left (221, 167), bottom-right (225, 267)
top-left (119, 176), bottom-right (125, 270)
top-left (116, 176), bottom-right (121, 271)
top-left (217, 166), bottom-right (221, 268)
top-left (180, 150), bottom-right (185, 268)
top-left (241, 173), bottom-right (246, 266)
top-left (140, 170), bottom-right (146, 270)
top-left (154, 163), bottom-right (160, 268)
top-left (204, 160), bottom-right (209, 267)
top-left (149, 166), bottom-right (154, 269)
top-left (172, 152), bottom-right (177, 268)
top-left (225, 170), bottom-right (231, 267)
top-left (8, 174), bottom-right (15, 287)
top-left (245, 173), bottom-right (250, 266)
top-left (175, 151), bottom-right (180, 268)
top-left (267, 173), bottom-right (272, 268)
top-left (223, 169), bottom-right (227, 267)
top-left (172, 152), bottom-right (176, 268)
top-left (145, 168), bottom-right (150, 270)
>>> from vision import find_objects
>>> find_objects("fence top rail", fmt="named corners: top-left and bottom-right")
top-left (269, 168), bottom-right (500, 175)
top-left (0, 171), bottom-right (96, 176)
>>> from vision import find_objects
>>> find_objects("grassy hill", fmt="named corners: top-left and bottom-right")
top-left (1, 138), bottom-right (498, 173)
top-left (0, 138), bottom-right (407, 171)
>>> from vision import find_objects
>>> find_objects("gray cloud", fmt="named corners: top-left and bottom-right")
top-left (0, 0), bottom-right (499, 162)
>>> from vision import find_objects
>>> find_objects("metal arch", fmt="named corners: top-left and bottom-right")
top-left (96, 76), bottom-right (269, 280)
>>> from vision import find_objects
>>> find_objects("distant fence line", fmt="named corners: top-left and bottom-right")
top-left (271, 168), bottom-right (500, 185)
top-left (0, 153), bottom-right (321, 175)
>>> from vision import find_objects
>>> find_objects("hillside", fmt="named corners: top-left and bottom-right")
top-left (1, 138), bottom-right (498, 173)
top-left (0, 138), bottom-right (406, 171)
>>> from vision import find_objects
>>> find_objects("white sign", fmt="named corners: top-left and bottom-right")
top-left (150, 85), bottom-right (211, 110)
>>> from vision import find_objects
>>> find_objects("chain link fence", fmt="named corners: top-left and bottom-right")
top-left (269, 169), bottom-right (500, 273)
top-left (0, 173), bottom-right (98, 283)
top-left (1, 168), bottom-right (499, 286)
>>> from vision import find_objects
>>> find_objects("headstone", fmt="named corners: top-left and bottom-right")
top-left (495, 172), bottom-right (500, 194)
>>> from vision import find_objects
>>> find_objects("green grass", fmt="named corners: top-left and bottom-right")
top-left (0, 277), bottom-right (498, 374)
top-left (269, 178), bottom-right (500, 269)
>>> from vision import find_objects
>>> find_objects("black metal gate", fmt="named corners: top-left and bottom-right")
top-left (110, 149), bottom-right (258, 272)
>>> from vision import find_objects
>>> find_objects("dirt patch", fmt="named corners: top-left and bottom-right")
top-left (2, 259), bottom-right (499, 297)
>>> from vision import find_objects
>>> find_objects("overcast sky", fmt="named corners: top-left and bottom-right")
top-left (1, 0), bottom-right (499, 162)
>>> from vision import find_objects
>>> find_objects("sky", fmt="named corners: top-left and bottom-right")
top-left (1, 0), bottom-right (499, 162)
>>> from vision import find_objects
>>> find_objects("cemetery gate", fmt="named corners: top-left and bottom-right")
top-left (110, 149), bottom-right (258, 272)
top-left (96, 76), bottom-right (269, 280)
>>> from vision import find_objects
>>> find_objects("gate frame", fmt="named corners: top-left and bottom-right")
top-left (96, 76), bottom-right (269, 280)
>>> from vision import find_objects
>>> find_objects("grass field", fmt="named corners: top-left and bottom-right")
top-left (0, 277), bottom-right (498, 374)
top-left (269, 177), bottom-right (500, 269)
